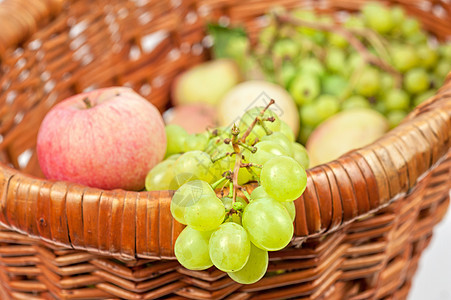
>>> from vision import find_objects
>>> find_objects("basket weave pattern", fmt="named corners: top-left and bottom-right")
top-left (0, 0), bottom-right (450, 299)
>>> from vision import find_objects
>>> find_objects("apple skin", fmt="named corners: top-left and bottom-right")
top-left (37, 87), bottom-right (166, 191)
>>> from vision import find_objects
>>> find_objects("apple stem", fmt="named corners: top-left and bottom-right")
top-left (83, 97), bottom-right (92, 109)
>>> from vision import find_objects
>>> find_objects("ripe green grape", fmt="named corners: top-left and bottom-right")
top-left (438, 43), bottom-right (451, 60)
top-left (300, 104), bottom-right (321, 128)
top-left (184, 193), bottom-right (226, 231)
top-left (279, 120), bottom-right (295, 142)
top-left (174, 227), bottom-right (213, 270)
top-left (250, 186), bottom-right (269, 200)
top-left (383, 89), bottom-right (410, 111)
top-left (362, 2), bottom-right (394, 34)
top-left (418, 45), bottom-right (439, 70)
top-left (165, 125), bottom-right (188, 157)
top-left (183, 133), bottom-right (209, 152)
top-left (328, 32), bottom-right (348, 49)
top-left (390, 45), bottom-right (418, 72)
top-left (145, 160), bottom-right (176, 191)
top-left (280, 62), bottom-right (297, 88)
top-left (380, 73), bottom-right (395, 91)
top-left (298, 58), bottom-right (325, 77)
top-left (173, 151), bottom-right (216, 187)
top-left (342, 95), bottom-right (370, 110)
top-left (354, 67), bottom-right (380, 97)
top-left (404, 68), bottom-right (430, 95)
top-left (315, 95), bottom-right (340, 121)
top-left (387, 110), bottom-right (407, 129)
top-left (248, 141), bottom-right (288, 175)
top-left (322, 75), bottom-right (348, 98)
top-left (413, 90), bottom-right (435, 107)
top-left (292, 142), bottom-right (310, 170)
top-left (289, 73), bottom-right (320, 105)
top-left (434, 60), bottom-right (451, 80)
top-left (261, 156), bottom-right (307, 202)
top-left (228, 243), bottom-right (268, 284)
top-left (273, 39), bottom-right (299, 59)
top-left (282, 201), bottom-right (296, 222)
top-left (209, 222), bottom-right (251, 272)
top-left (239, 107), bottom-right (281, 144)
top-left (242, 197), bottom-right (293, 251)
top-left (347, 52), bottom-right (364, 73)
top-left (391, 6), bottom-right (406, 26)
top-left (170, 180), bottom-right (216, 225)
top-left (401, 17), bottom-right (420, 37)
top-left (325, 48), bottom-right (346, 74)
top-left (261, 132), bottom-right (294, 156)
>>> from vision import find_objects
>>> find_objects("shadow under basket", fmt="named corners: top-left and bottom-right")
top-left (0, 0), bottom-right (451, 299)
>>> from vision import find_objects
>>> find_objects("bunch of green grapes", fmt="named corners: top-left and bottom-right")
top-left (145, 105), bottom-right (309, 284)
top-left (211, 2), bottom-right (451, 144)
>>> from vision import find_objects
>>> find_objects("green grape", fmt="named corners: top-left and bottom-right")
top-left (347, 52), bottom-right (364, 73)
top-left (298, 58), bottom-right (325, 77)
top-left (434, 60), bottom-right (451, 80)
top-left (174, 227), bottom-right (213, 270)
top-left (289, 73), bottom-right (320, 105)
top-left (173, 151), bottom-right (215, 187)
top-left (387, 110), bottom-right (407, 129)
top-left (261, 156), bottom-right (307, 202)
top-left (279, 120), bottom-right (295, 142)
top-left (315, 95), bottom-right (340, 121)
top-left (380, 73), bottom-right (395, 91)
top-left (390, 45), bottom-right (418, 72)
top-left (325, 48), bottom-right (346, 74)
top-left (258, 24), bottom-right (277, 47)
top-left (185, 192), bottom-right (226, 231)
top-left (239, 107), bottom-right (281, 144)
top-left (354, 67), bottom-right (380, 97)
top-left (250, 186), bottom-right (269, 200)
top-left (282, 201), bottom-right (296, 222)
top-left (401, 18), bottom-right (420, 37)
top-left (210, 143), bottom-right (234, 181)
top-left (261, 132), bottom-right (294, 156)
top-left (242, 197), bottom-right (293, 251)
top-left (248, 141), bottom-right (289, 175)
top-left (170, 180), bottom-right (216, 225)
top-left (391, 6), bottom-right (406, 26)
top-left (418, 45), bottom-right (439, 70)
top-left (183, 134), bottom-right (209, 152)
top-left (167, 154), bottom-right (181, 161)
top-left (413, 90), bottom-right (435, 107)
top-left (209, 222), bottom-right (251, 272)
top-left (300, 104), bottom-right (321, 128)
top-left (362, 2), bottom-right (394, 34)
top-left (145, 160), bottom-right (176, 191)
top-left (280, 62), bottom-right (297, 88)
top-left (165, 125), bottom-right (189, 157)
top-left (322, 75), bottom-right (348, 98)
top-left (373, 101), bottom-right (387, 115)
top-left (383, 89), bottom-right (410, 111)
top-left (344, 15), bottom-right (365, 29)
top-left (342, 95), bottom-right (370, 110)
top-left (298, 126), bottom-right (314, 145)
top-left (222, 196), bottom-right (247, 211)
top-left (407, 32), bottom-right (428, 45)
top-left (292, 142), bottom-right (310, 170)
top-left (438, 43), bottom-right (451, 61)
top-left (404, 68), bottom-right (430, 94)
top-left (328, 32), bottom-right (348, 49)
top-left (273, 39), bottom-right (299, 59)
top-left (228, 243), bottom-right (268, 284)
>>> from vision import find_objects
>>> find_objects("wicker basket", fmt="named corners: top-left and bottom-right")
top-left (0, 0), bottom-right (450, 299)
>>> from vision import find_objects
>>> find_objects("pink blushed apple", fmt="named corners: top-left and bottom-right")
top-left (37, 87), bottom-right (166, 190)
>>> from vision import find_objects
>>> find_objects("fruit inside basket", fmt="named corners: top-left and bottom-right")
top-left (0, 0), bottom-right (450, 299)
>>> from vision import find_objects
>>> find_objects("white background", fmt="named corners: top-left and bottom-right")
top-left (409, 199), bottom-right (451, 300)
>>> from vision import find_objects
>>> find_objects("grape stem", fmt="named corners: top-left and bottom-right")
top-left (229, 100), bottom-right (276, 204)
top-left (212, 151), bottom-right (233, 163)
top-left (275, 13), bottom-right (402, 84)
top-left (238, 142), bottom-right (257, 153)
top-left (211, 176), bottom-right (229, 190)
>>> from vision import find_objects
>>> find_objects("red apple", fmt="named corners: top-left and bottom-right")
top-left (163, 104), bottom-right (217, 134)
top-left (37, 87), bottom-right (166, 190)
